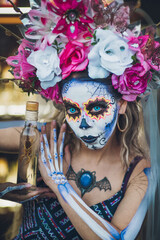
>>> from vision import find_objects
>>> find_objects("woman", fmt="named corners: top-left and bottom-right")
top-left (3, 72), bottom-right (148, 240)
top-left (1, 0), bottom-right (160, 239)
top-left (37, 73), bottom-right (150, 239)
top-left (0, 74), bottom-right (150, 239)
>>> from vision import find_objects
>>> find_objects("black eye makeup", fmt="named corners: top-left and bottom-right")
top-left (85, 99), bottom-right (111, 117)
top-left (63, 100), bottom-right (81, 119)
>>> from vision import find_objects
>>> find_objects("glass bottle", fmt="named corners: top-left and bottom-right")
top-left (17, 101), bottom-right (40, 186)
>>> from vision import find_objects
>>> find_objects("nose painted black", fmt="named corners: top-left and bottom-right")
top-left (79, 118), bottom-right (91, 129)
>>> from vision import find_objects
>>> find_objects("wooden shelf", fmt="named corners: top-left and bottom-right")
top-left (0, 7), bottom-right (30, 24)
top-left (0, 16), bottom-right (21, 24)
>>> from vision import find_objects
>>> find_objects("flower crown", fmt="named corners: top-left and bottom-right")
top-left (6, 0), bottom-right (160, 103)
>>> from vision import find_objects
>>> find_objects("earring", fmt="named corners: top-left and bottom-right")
top-left (117, 113), bottom-right (128, 133)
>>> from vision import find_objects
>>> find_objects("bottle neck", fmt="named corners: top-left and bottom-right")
top-left (25, 110), bottom-right (38, 127)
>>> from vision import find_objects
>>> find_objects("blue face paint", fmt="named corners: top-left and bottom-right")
top-left (62, 80), bottom-right (118, 149)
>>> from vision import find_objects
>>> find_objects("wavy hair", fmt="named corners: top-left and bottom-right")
top-left (52, 72), bottom-right (149, 169)
top-left (116, 101), bottom-right (149, 168)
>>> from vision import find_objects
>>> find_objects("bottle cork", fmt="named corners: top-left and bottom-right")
top-left (26, 101), bottom-right (39, 111)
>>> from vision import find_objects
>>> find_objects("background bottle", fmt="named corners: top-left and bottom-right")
top-left (17, 101), bottom-right (40, 186)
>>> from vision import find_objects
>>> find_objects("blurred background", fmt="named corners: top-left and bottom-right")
top-left (0, 1), bottom-right (56, 239)
top-left (0, 0), bottom-right (160, 239)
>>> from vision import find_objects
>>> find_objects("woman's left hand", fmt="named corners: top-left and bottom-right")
top-left (38, 120), bottom-right (70, 195)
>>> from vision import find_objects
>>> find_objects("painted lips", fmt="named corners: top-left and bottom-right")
top-left (81, 136), bottom-right (98, 144)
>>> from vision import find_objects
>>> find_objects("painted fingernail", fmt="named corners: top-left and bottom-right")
top-left (42, 125), bottom-right (45, 131)
top-left (25, 183), bottom-right (32, 187)
top-left (20, 194), bottom-right (40, 203)
top-left (30, 195), bottom-right (40, 200)
top-left (40, 135), bottom-right (43, 141)
top-left (38, 123), bottom-right (45, 132)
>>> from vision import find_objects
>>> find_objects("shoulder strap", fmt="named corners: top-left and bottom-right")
top-left (121, 156), bottom-right (143, 193)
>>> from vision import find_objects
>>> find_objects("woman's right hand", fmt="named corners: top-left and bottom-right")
top-left (0, 182), bottom-right (51, 203)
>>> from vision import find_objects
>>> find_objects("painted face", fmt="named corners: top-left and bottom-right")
top-left (62, 80), bottom-right (119, 149)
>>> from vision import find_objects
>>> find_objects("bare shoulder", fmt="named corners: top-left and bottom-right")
top-left (126, 158), bottom-right (150, 199)
top-left (111, 158), bottom-right (150, 230)
top-left (128, 158), bottom-right (151, 183)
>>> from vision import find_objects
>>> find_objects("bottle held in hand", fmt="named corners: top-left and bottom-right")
top-left (17, 101), bottom-right (40, 187)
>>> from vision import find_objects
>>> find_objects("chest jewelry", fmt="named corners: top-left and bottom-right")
top-left (66, 165), bottom-right (111, 197)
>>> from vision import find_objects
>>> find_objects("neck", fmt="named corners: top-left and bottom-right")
top-left (74, 130), bottom-right (120, 166)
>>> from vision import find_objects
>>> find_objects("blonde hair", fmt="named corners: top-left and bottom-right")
top-left (53, 100), bottom-right (149, 169)
top-left (52, 71), bottom-right (149, 169)
top-left (117, 101), bottom-right (149, 168)
top-left (52, 103), bottom-right (81, 153)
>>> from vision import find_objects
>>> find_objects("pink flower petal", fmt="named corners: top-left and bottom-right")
top-left (40, 84), bottom-right (62, 103)
top-left (112, 63), bottom-right (149, 101)
top-left (67, 22), bottom-right (79, 40)
top-left (41, 17), bottom-right (47, 26)
top-left (53, 0), bottom-right (72, 12)
top-left (60, 40), bottom-right (89, 79)
top-left (79, 16), bottom-right (93, 24)
top-left (74, 59), bottom-right (89, 71)
top-left (122, 94), bottom-right (138, 101)
top-left (52, 18), bottom-right (66, 34)
top-left (47, 2), bottom-right (64, 15)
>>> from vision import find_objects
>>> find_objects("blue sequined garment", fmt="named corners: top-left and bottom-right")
top-left (14, 156), bottom-right (142, 240)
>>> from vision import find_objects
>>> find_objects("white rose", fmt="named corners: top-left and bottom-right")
top-left (88, 29), bottom-right (134, 79)
top-left (27, 46), bottom-right (61, 89)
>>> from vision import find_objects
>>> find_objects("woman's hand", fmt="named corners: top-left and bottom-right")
top-left (0, 182), bottom-right (51, 203)
top-left (36, 177), bottom-right (57, 199)
top-left (38, 120), bottom-right (70, 194)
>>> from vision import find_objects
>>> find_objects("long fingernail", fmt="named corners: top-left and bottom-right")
top-left (42, 125), bottom-right (45, 131)
top-left (40, 135), bottom-right (43, 141)
top-left (25, 183), bottom-right (32, 187)
top-left (52, 120), bottom-right (56, 126)
top-left (20, 195), bottom-right (40, 203)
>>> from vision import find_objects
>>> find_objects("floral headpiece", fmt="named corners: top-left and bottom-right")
top-left (6, 0), bottom-right (160, 102)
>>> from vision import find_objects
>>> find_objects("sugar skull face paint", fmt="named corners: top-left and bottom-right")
top-left (62, 80), bottom-right (119, 149)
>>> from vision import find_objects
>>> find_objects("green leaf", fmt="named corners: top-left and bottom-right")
top-left (131, 54), bottom-right (138, 64)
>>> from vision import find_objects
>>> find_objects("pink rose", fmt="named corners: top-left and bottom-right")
top-left (59, 41), bottom-right (89, 79)
top-left (112, 64), bottom-right (151, 101)
top-left (128, 35), bottom-right (150, 75)
top-left (40, 84), bottom-right (62, 103)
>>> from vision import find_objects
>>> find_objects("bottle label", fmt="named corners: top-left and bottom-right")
top-left (25, 110), bottom-right (38, 121)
